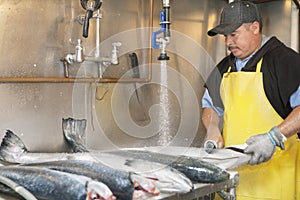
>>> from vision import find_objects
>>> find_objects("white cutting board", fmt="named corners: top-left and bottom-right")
top-left (128, 145), bottom-right (251, 170)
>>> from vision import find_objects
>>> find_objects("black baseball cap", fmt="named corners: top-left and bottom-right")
top-left (207, 1), bottom-right (262, 36)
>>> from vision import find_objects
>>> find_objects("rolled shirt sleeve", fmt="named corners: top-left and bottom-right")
top-left (202, 89), bottom-right (224, 116)
top-left (290, 85), bottom-right (300, 108)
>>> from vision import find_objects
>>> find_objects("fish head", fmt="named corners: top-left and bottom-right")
top-left (126, 159), bottom-right (193, 193)
top-left (86, 180), bottom-right (116, 200)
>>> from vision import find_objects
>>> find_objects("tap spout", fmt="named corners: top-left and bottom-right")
top-left (80, 0), bottom-right (103, 38)
top-left (83, 9), bottom-right (93, 38)
top-left (152, 0), bottom-right (171, 60)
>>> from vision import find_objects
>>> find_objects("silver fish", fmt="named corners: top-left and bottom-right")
top-left (0, 130), bottom-right (193, 194)
top-left (0, 165), bottom-right (115, 200)
top-left (105, 150), bottom-right (230, 183)
top-left (23, 159), bottom-right (161, 200)
top-left (0, 129), bottom-right (95, 163)
top-left (0, 130), bottom-right (160, 199)
top-left (85, 153), bottom-right (193, 193)
top-left (62, 119), bottom-right (195, 191)
top-left (62, 120), bottom-right (230, 184)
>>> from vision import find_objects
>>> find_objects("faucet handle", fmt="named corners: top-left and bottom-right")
top-left (75, 39), bottom-right (84, 63)
top-left (76, 39), bottom-right (82, 46)
top-left (112, 42), bottom-right (122, 48)
top-left (111, 42), bottom-right (122, 65)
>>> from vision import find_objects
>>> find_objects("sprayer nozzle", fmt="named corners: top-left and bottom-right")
top-left (158, 53), bottom-right (169, 60)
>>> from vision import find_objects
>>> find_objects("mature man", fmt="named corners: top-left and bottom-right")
top-left (202, 1), bottom-right (300, 199)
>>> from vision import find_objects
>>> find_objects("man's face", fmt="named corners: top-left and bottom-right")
top-left (224, 22), bottom-right (261, 60)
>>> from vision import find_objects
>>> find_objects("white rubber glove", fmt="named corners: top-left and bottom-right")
top-left (244, 127), bottom-right (286, 165)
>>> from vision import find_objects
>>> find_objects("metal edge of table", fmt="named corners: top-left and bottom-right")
top-left (151, 171), bottom-right (239, 200)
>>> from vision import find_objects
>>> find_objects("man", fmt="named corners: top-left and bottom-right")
top-left (202, 1), bottom-right (300, 199)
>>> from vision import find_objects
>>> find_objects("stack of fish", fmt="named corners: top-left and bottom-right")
top-left (0, 118), bottom-right (230, 200)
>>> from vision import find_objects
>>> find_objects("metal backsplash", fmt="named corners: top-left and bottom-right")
top-left (0, 0), bottom-right (296, 152)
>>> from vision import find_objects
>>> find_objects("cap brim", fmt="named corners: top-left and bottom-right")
top-left (207, 23), bottom-right (243, 36)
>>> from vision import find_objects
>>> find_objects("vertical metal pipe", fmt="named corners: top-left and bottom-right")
top-left (292, 0), bottom-right (300, 52)
top-left (291, 2), bottom-right (299, 52)
top-left (148, 0), bottom-right (154, 80)
top-left (162, 0), bottom-right (170, 38)
top-left (95, 10), bottom-right (100, 58)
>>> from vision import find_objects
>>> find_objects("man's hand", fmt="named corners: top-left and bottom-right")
top-left (202, 108), bottom-right (224, 154)
top-left (203, 126), bottom-right (224, 154)
top-left (244, 127), bottom-right (286, 165)
top-left (244, 133), bottom-right (275, 165)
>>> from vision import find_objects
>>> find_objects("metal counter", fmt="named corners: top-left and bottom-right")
top-left (141, 145), bottom-right (251, 200)
top-left (151, 171), bottom-right (238, 200)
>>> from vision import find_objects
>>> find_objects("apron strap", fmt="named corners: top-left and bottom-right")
top-left (227, 58), bottom-right (263, 74)
top-left (227, 66), bottom-right (232, 73)
top-left (256, 58), bottom-right (263, 72)
top-left (223, 66), bottom-right (232, 78)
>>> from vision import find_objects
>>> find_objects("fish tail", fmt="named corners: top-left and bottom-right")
top-left (62, 118), bottom-right (89, 153)
top-left (0, 130), bottom-right (28, 162)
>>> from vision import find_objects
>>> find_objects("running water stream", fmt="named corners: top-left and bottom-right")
top-left (157, 60), bottom-right (172, 146)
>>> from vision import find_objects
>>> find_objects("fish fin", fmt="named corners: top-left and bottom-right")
top-left (0, 130), bottom-right (28, 162)
top-left (62, 118), bottom-right (89, 153)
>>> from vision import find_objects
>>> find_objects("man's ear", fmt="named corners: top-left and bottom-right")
top-left (251, 21), bottom-right (260, 34)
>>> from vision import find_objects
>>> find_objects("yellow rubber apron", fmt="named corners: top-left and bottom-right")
top-left (220, 59), bottom-right (298, 200)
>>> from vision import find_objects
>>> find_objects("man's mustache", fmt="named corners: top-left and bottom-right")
top-left (228, 46), bottom-right (239, 51)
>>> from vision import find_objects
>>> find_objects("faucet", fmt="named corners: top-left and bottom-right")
top-left (111, 42), bottom-right (122, 65)
top-left (62, 39), bottom-right (84, 78)
top-left (80, 0), bottom-right (103, 38)
top-left (61, 0), bottom-right (122, 78)
top-left (152, 0), bottom-right (171, 60)
top-left (65, 39), bottom-right (84, 64)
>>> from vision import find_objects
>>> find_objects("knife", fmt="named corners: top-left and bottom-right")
top-left (225, 143), bottom-right (248, 154)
